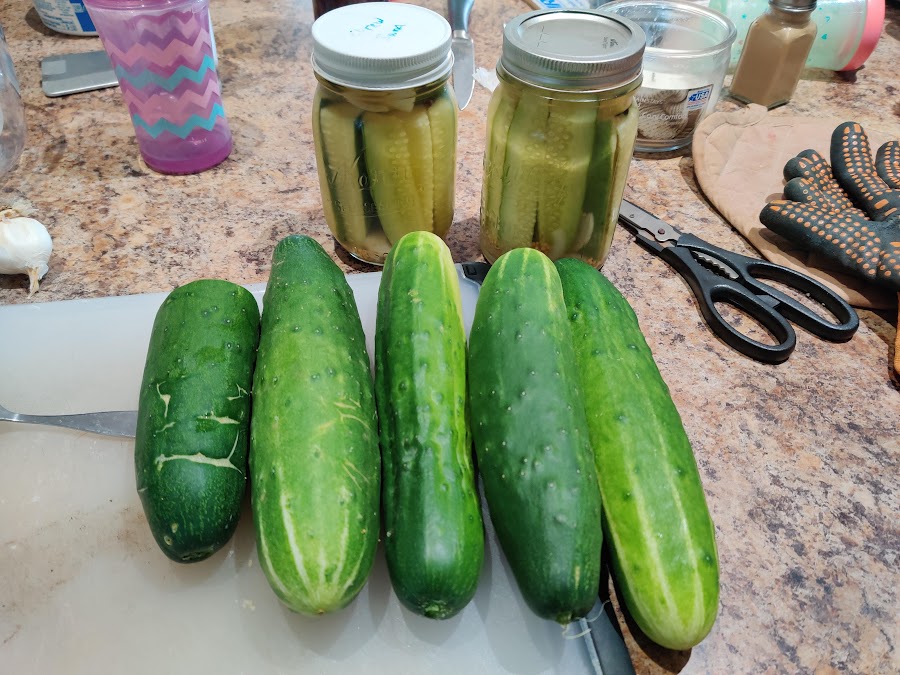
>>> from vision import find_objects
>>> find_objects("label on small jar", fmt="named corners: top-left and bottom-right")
top-left (634, 82), bottom-right (713, 144)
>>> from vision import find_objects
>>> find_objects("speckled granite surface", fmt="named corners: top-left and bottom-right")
top-left (0, 0), bottom-right (898, 672)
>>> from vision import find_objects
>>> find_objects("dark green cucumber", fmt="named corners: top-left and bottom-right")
top-left (250, 235), bottom-right (380, 615)
top-left (375, 231), bottom-right (484, 619)
top-left (467, 248), bottom-right (603, 624)
top-left (555, 258), bottom-right (719, 650)
top-left (135, 279), bottom-right (260, 563)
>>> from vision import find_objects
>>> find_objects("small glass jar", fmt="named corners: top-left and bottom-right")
top-left (311, 3), bottom-right (457, 265)
top-left (479, 9), bottom-right (645, 267)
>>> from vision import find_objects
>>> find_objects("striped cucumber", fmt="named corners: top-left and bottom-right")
top-left (468, 248), bottom-right (603, 624)
top-left (375, 231), bottom-right (484, 619)
top-left (250, 235), bottom-right (381, 615)
top-left (556, 258), bottom-right (719, 650)
top-left (135, 279), bottom-right (260, 563)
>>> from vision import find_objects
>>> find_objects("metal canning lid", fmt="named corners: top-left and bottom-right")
top-left (501, 9), bottom-right (646, 91)
top-left (311, 3), bottom-right (453, 91)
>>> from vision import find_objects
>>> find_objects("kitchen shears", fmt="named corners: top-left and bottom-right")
top-left (617, 200), bottom-right (860, 364)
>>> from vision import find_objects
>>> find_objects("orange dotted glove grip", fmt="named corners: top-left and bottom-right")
top-left (759, 122), bottom-right (900, 292)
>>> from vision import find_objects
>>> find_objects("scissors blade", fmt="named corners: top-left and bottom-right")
top-left (618, 200), bottom-right (682, 245)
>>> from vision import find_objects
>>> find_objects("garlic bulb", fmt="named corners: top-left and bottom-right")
top-left (0, 216), bottom-right (53, 296)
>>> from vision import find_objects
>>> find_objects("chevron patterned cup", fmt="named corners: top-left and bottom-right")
top-left (84, 0), bottom-right (232, 174)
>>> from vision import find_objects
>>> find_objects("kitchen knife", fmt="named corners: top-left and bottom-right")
top-left (577, 558), bottom-right (636, 675)
top-left (448, 0), bottom-right (475, 110)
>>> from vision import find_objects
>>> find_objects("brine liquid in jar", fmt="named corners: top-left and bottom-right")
top-left (479, 9), bottom-right (645, 268)
top-left (311, 3), bottom-right (457, 265)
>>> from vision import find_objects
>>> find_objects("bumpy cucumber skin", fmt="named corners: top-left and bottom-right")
top-left (375, 231), bottom-right (484, 619)
top-left (250, 235), bottom-right (381, 615)
top-left (135, 280), bottom-right (260, 563)
top-left (468, 248), bottom-right (603, 625)
top-left (555, 258), bottom-right (719, 650)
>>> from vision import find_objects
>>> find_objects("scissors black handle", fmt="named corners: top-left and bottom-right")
top-left (659, 234), bottom-right (859, 364)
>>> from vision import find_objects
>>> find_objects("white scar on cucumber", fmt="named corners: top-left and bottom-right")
top-left (226, 384), bottom-right (250, 401)
top-left (154, 431), bottom-right (243, 472)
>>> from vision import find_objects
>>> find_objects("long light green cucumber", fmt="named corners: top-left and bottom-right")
top-left (135, 279), bottom-right (260, 563)
top-left (426, 90), bottom-right (458, 238)
top-left (313, 96), bottom-right (368, 247)
top-left (580, 104), bottom-right (639, 267)
top-left (363, 106), bottom-right (434, 243)
top-left (536, 100), bottom-right (597, 258)
top-left (555, 258), bottom-right (719, 650)
top-left (496, 91), bottom-right (551, 251)
top-left (467, 248), bottom-right (603, 625)
top-left (479, 86), bottom-right (520, 260)
top-left (375, 231), bottom-right (484, 619)
top-left (250, 235), bottom-right (380, 615)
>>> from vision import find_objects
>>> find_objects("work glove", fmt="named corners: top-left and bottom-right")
top-left (759, 121), bottom-right (900, 292)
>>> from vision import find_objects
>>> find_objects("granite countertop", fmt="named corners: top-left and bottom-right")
top-left (1, 0), bottom-right (898, 673)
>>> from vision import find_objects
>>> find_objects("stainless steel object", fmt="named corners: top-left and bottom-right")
top-left (0, 402), bottom-right (137, 437)
top-left (448, 0), bottom-right (475, 109)
top-left (41, 50), bottom-right (118, 98)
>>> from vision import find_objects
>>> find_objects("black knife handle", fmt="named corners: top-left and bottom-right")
top-left (448, 0), bottom-right (474, 32)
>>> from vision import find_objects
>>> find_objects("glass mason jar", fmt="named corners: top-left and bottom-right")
top-left (480, 10), bottom-right (646, 268)
top-left (311, 3), bottom-right (457, 265)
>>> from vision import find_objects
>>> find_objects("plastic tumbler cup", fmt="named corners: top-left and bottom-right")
top-left (83, 0), bottom-right (232, 174)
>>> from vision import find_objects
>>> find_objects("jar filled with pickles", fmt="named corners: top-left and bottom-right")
top-left (311, 3), bottom-right (457, 265)
top-left (480, 10), bottom-right (646, 267)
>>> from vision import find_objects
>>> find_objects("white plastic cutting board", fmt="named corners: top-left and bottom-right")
top-left (0, 267), bottom-right (591, 675)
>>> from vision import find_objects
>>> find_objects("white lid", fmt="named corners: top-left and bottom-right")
top-left (311, 3), bottom-right (453, 90)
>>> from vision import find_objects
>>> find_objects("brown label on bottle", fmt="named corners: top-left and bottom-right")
top-left (634, 83), bottom-right (713, 144)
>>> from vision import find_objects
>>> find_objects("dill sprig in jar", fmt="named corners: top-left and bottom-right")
top-left (311, 3), bottom-right (457, 265)
top-left (479, 9), bottom-right (645, 267)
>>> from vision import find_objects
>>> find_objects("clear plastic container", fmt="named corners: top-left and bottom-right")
top-left (311, 3), bottom-right (457, 265)
top-left (603, 0), bottom-right (736, 153)
top-left (710, 0), bottom-right (884, 70)
top-left (479, 9), bottom-right (645, 267)
top-left (0, 24), bottom-right (26, 179)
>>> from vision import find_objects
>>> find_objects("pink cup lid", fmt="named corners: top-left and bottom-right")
top-left (841, 0), bottom-right (885, 71)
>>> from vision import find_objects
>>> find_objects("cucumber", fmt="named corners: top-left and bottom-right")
top-left (580, 104), bottom-right (639, 267)
top-left (134, 279), bottom-right (260, 563)
top-left (250, 235), bottom-right (381, 615)
top-left (467, 248), bottom-right (603, 624)
top-left (496, 92), bottom-right (550, 252)
top-left (536, 100), bottom-right (597, 258)
top-left (363, 106), bottom-right (434, 244)
top-left (426, 90), bottom-right (458, 238)
top-left (555, 258), bottom-right (719, 650)
top-left (313, 97), bottom-right (369, 248)
top-left (375, 231), bottom-right (484, 619)
top-left (479, 87), bottom-right (520, 261)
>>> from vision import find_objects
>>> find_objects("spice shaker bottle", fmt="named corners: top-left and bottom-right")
top-left (311, 3), bottom-right (457, 265)
top-left (710, 0), bottom-right (884, 72)
top-left (479, 9), bottom-right (645, 267)
top-left (729, 0), bottom-right (817, 109)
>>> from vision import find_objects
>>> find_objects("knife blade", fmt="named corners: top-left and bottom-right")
top-left (0, 404), bottom-right (138, 437)
top-left (577, 557), bottom-right (636, 675)
top-left (448, 0), bottom-right (475, 110)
